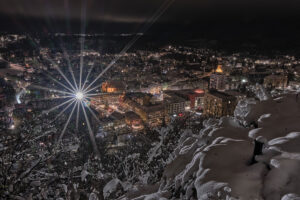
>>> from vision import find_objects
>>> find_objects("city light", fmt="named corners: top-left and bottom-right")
top-left (241, 79), bottom-right (247, 83)
top-left (1, 0), bottom-right (300, 198)
top-left (215, 65), bottom-right (223, 73)
top-left (9, 124), bottom-right (15, 130)
top-left (75, 91), bottom-right (84, 101)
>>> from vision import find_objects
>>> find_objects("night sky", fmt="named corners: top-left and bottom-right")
top-left (0, 0), bottom-right (300, 44)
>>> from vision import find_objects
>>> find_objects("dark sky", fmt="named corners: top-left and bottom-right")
top-left (0, 0), bottom-right (299, 22)
top-left (0, 0), bottom-right (300, 41)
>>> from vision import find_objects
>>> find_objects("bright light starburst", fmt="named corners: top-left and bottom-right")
top-left (31, 0), bottom-right (175, 158)
top-left (75, 91), bottom-right (84, 101)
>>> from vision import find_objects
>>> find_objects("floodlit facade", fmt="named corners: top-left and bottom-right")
top-left (210, 73), bottom-right (227, 91)
top-left (102, 80), bottom-right (125, 93)
top-left (204, 90), bottom-right (237, 118)
top-left (263, 75), bottom-right (288, 89)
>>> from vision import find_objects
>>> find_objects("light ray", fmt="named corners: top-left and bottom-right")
top-left (81, 63), bottom-right (95, 91)
top-left (62, 47), bottom-right (79, 90)
top-left (63, 0), bottom-right (71, 34)
top-left (76, 101), bottom-right (80, 131)
top-left (84, 0), bottom-right (175, 93)
top-left (54, 64), bottom-right (77, 92)
top-left (81, 101), bottom-right (100, 157)
top-left (30, 95), bottom-right (73, 101)
top-left (45, 73), bottom-right (74, 93)
top-left (84, 92), bottom-right (113, 97)
top-left (43, 98), bottom-right (74, 114)
top-left (56, 31), bottom-right (78, 91)
top-left (44, 57), bottom-right (77, 92)
top-left (86, 104), bottom-right (100, 123)
top-left (79, 0), bottom-right (87, 90)
top-left (75, 91), bottom-right (84, 100)
top-left (51, 99), bottom-right (77, 123)
top-left (39, 56), bottom-right (74, 93)
top-left (57, 101), bottom-right (78, 144)
top-left (30, 84), bottom-right (73, 96)
top-left (79, 38), bottom-right (84, 90)
top-left (83, 61), bottom-right (114, 93)
top-left (27, 0), bottom-right (174, 159)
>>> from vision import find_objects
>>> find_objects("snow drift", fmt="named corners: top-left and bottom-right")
top-left (120, 93), bottom-right (300, 200)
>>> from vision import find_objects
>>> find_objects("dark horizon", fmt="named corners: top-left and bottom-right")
top-left (1, 0), bottom-right (300, 34)
top-left (1, 0), bottom-right (300, 50)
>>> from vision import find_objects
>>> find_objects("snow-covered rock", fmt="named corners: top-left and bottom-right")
top-left (127, 93), bottom-right (300, 200)
top-left (103, 178), bottom-right (124, 199)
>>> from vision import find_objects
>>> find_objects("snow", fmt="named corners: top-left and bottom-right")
top-left (3, 90), bottom-right (300, 200)
top-left (234, 98), bottom-right (257, 122)
top-left (130, 192), bottom-right (169, 200)
top-left (128, 93), bottom-right (300, 200)
top-left (249, 128), bottom-right (262, 138)
top-left (89, 192), bottom-right (99, 200)
top-left (195, 139), bottom-right (267, 200)
top-left (81, 169), bottom-right (89, 182)
top-left (268, 132), bottom-right (300, 146)
top-left (249, 84), bottom-right (271, 101)
top-left (258, 113), bottom-right (271, 122)
top-left (281, 193), bottom-right (300, 200)
top-left (147, 142), bottom-right (162, 164)
top-left (103, 178), bottom-right (124, 199)
top-left (263, 157), bottom-right (300, 200)
top-left (160, 117), bottom-right (260, 199)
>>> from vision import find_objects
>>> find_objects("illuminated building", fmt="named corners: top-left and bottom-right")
top-left (121, 95), bottom-right (168, 128)
top-left (148, 84), bottom-right (162, 95)
top-left (110, 112), bottom-right (126, 130)
top-left (226, 76), bottom-right (248, 90)
top-left (164, 89), bottom-right (205, 112)
top-left (102, 80), bottom-right (125, 93)
top-left (96, 112), bottom-right (126, 134)
top-left (204, 90), bottom-right (237, 118)
top-left (209, 64), bottom-right (227, 91)
top-left (125, 92), bottom-right (152, 106)
top-left (263, 75), bottom-right (288, 89)
top-left (90, 93), bottom-right (122, 112)
top-left (163, 92), bottom-right (186, 114)
top-left (180, 89), bottom-right (205, 111)
top-left (145, 105), bottom-right (169, 127)
top-left (210, 73), bottom-right (227, 91)
top-left (215, 65), bottom-right (223, 73)
top-left (125, 111), bottom-right (144, 131)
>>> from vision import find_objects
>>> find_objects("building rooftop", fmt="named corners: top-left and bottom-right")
top-left (224, 90), bottom-right (245, 97)
top-left (110, 111), bottom-right (125, 120)
top-left (125, 111), bottom-right (140, 119)
top-left (163, 91), bottom-right (186, 103)
top-left (207, 90), bottom-right (236, 99)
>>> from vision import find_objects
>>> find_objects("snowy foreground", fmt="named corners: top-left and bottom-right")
top-left (116, 93), bottom-right (300, 200)
top-left (1, 93), bottom-right (300, 200)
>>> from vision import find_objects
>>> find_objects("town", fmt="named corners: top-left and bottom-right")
top-left (1, 33), bottom-right (300, 199)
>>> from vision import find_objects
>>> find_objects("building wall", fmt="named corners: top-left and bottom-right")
top-left (165, 101), bottom-right (185, 115)
top-left (147, 110), bottom-right (166, 127)
top-left (90, 94), bottom-right (121, 110)
top-left (203, 92), bottom-right (237, 118)
top-left (210, 73), bottom-right (227, 91)
top-left (195, 96), bottom-right (205, 110)
top-left (263, 75), bottom-right (288, 89)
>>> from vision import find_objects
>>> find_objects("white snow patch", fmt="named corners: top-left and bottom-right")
top-left (103, 178), bottom-right (124, 199)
